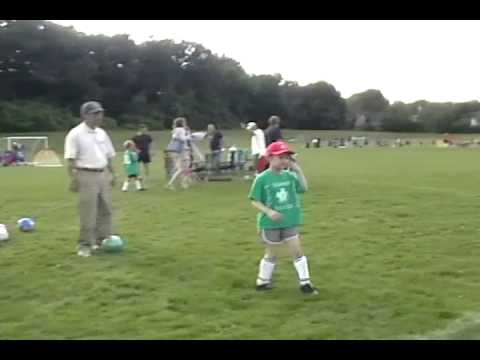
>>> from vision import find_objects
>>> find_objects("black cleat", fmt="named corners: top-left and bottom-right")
top-left (300, 283), bottom-right (318, 295)
top-left (256, 283), bottom-right (274, 291)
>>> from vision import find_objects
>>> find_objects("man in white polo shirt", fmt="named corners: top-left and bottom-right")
top-left (245, 121), bottom-right (267, 174)
top-left (64, 101), bottom-right (117, 257)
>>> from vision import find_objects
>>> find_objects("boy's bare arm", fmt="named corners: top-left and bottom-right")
top-left (290, 162), bottom-right (308, 191)
top-left (251, 201), bottom-right (283, 221)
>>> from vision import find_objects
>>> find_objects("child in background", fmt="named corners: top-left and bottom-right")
top-left (122, 140), bottom-right (145, 192)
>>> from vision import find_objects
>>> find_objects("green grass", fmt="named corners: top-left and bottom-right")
top-left (2, 130), bottom-right (480, 339)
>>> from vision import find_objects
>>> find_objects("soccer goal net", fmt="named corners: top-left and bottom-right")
top-left (0, 136), bottom-right (63, 167)
top-left (351, 136), bottom-right (367, 146)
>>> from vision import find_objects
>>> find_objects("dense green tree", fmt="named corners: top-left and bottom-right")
top-left (285, 82), bottom-right (346, 130)
top-left (347, 90), bottom-right (390, 130)
top-left (1, 20), bottom-right (478, 133)
top-left (383, 102), bottom-right (421, 132)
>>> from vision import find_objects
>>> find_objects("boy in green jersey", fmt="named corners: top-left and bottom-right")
top-left (248, 141), bottom-right (317, 295)
top-left (122, 140), bottom-right (145, 192)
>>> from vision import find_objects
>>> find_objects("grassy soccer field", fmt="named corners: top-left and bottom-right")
top-left (1, 130), bottom-right (480, 339)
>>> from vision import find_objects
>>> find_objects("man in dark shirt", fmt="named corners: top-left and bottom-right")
top-left (207, 123), bottom-right (223, 173)
top-left (132, 125), bottom-right (153, 180)
top-left (264, 115), bottom-right (284, 146)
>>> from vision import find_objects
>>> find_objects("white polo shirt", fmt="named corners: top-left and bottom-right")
top-left (251, 128), bottom-right (266, 156)
top-left (64, 122), bottom-right (115, 169)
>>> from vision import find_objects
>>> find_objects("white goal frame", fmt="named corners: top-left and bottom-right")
top-left (0, 136), bottom-right (62, 167)
top-left (2, 136), bottom-right (49, 151)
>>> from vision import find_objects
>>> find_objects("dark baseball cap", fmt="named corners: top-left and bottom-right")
top-left (80, 101), bottom-right (104, 116)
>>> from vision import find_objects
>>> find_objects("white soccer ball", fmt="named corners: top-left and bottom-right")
top-left (0, 224), bottom-right (9, 241)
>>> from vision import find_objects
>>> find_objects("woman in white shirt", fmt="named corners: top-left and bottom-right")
top-left (166, 117), bottom-right (191, 189)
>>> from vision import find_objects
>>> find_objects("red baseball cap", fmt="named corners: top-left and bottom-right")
top-left (266, 141), bottom-right (295, 156)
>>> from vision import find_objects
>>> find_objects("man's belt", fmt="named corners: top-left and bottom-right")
top-left (76, 167), bottom-right (105, 172)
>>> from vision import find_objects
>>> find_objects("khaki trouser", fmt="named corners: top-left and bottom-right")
top-left (77, 170), bottom-right (112, 248)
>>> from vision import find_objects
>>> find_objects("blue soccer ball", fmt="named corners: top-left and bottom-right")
top-left (17, 218), bottom-right (35, 232)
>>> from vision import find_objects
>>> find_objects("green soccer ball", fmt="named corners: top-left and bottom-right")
top-left (101, 235), bottom-right (125, 252)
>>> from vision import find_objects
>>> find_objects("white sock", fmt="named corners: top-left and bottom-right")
top-left (294, 256), bottom-right (311, 285)
top-left (256, 257), bottom-right (276, 286)
top-left (122, 180), bottom-right (129, 191)
top-left (135, 180), bottom-right (142, 190)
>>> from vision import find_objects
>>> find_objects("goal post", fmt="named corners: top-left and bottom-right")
top-left (351, 136), bottom-right (367, 146)
top-left (0, 136), bottom-right (63, 167)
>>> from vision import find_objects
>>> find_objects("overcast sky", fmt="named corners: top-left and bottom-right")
top-left (50, 20), bottom-right (480, 104)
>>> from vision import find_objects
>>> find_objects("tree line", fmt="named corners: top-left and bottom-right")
top-left (1, 20), bottom-right (479, 133)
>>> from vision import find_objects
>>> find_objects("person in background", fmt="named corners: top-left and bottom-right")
top-left (131, 125), bottom-right (153, 181)
top-left (12, 142), bottom-right (25, 164)
top-left (207, 123), bottom-right (224, 173)
top-left (245, 121), bottom-right (267, 174)
top-left (165, 117), bottom-right (191, 190)
top-left (264, 115), bottom-right (284, 146)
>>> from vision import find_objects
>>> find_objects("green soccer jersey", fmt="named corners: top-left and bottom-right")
top-left (123, 149), bottom-right (140, 176)
top-left (248, 169), bottom-right (306, 230)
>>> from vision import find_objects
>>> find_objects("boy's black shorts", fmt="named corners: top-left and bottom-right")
top-left (138, 152), bottom-right (151, 164)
